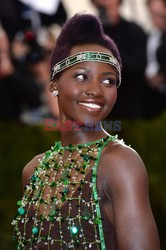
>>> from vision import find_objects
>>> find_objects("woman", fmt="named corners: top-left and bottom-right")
top-left (12, 14), bottom-right (160, 249)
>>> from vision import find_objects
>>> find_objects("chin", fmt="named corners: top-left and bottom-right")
top-left (75, 113), bottom-right (108, 128)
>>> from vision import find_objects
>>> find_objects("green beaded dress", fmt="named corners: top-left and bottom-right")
top-left (12, 135), bottom-right (118, 249)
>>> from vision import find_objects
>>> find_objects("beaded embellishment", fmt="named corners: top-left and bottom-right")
top-left (12, 135), bottom-right (117, 249)
top-left (51, 51), bottom-right (121, 87)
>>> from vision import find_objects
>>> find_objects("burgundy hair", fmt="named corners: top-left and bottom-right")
top-left (50, 13), bottom-right (122, 77)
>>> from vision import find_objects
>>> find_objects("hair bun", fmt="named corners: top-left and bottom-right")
top-left (50, 13), bottom-right (121, 70)
top-left (63, 13), bottom-right (103, 44)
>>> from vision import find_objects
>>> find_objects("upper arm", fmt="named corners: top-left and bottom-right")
top-left (105, 144), bottom-right (160, 250)
top-left (22, 153), bottom-right (44, 189)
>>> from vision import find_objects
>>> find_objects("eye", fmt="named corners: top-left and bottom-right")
top-left (75, 73), bottom-right (88, 81)
top-left (102, 78), bottom-right (117, 86)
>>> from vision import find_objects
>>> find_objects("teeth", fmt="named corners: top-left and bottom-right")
top-left (79, 102), bottom-right (101, 109)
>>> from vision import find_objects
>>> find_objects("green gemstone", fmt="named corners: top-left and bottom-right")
top-left (63, 187), bottom-right (69, 195)
top-left (63, 179), bottom-right (68, 185)
top-left (40, 181), bottom-right (45, 186)
top-left (60, 169), bottom-right (69, 180)
top-left (51, 210), bottom-right (58, 217)
top-left (54, 142), bottom-right (61, 151)
top-left (42, 235), bottom-right (48, 241)
top-left (18, 207), bottom-right (25, 215)
top-left (31, 237), bottom-right (36, 243)
top-left (49, 215), bottom-right (55, 221)
top-left (92, 173), bottom-right (97, 177)
top-left (39, 198), bottom-right (44, 204)
top-left (61, 196), bottom-right (66, 202)
top-left (30, 175), bottom-right (37, 182)
top-left (67, 144), bottom-right (73, 152)
top-left (82, 163), bottom-right (87, 169)
top-left (43, 162), bottom-right (50, 169)
top-left (53, 163), bottom-right (59, 170)
top-left (74, 239), bottom-right (80, 247)
top-left (33, 190), bottom-right (41, 200)
top-left (49, 202), bottom-right (57, 217)
top-left (83, 155), bottom-right (90, 162)
top-left (39, 215), bottom-right (45, 221)
top-left (61, 217), bottom-right (65, 223)
top-left (94, 218), bottom-right (100, 224)
top-left (50, 181), bottom-right (56, 187)
top-left (70, 225), bottom-right (79, 235)
top-left (32, 227), bottom-right (39, 235)
top-left (61, 61), bottom-right (66, 67)
top-left (17, 200), bottom-right (22, 206)
top-left (82, 206), bottom-right (91, 221)
top-left (45, 150), bottom-right (51, 157)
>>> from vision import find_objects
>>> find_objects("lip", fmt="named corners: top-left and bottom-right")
top-left (77, 99), bottom-right (104, 112)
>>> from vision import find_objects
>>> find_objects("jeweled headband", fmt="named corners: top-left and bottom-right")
top-left (51, 51), bottom-right (121, 87)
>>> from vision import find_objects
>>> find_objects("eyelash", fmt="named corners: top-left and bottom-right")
top-left (75, 73), bottom-right (87, 81)
top-left (102, 78), bottom-right (117, 86)
top-left (74, 73), bottom-right (117, 86)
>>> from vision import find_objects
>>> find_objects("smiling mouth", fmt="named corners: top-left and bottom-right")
top-left (78, 102), bottom-right (103, 110)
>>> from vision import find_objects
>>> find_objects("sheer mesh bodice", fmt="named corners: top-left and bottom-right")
top-left (12, 136), bottom-right (118, 249)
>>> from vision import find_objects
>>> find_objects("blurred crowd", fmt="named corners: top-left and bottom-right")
top-left (0, 0), bottom-right (166, 124)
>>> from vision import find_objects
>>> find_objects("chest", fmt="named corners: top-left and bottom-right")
top-left (13, 136), bottom-right (117, 249)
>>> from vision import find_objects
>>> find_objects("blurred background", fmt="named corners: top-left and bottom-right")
top-left (0, 0), bottom-right (166, 249)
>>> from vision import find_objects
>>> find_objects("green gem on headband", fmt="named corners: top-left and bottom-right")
top-left (51, 51), bottom-right (121, 87)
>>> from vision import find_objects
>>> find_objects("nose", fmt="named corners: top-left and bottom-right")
top-left (85, 79), bottom-right (102, 98)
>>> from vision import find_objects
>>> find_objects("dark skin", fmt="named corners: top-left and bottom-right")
top-left (23, 44), bottom-right (160, 249)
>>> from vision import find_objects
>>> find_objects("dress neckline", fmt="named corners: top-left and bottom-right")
top-left (55, 135), bottom-right (117, 151)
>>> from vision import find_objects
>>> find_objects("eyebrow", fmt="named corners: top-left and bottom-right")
top-left (102, 72), bottom-right (116, 76)
top-left (73, 66), bottom-right (116, 76)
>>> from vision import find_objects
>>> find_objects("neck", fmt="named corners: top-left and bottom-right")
top-left (107, 10), bottom-right (121, 26)
top-left (59, 121), bottom-right (109, 146)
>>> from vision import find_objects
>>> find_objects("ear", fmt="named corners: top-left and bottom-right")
top-left (49, 80), bottom-right (58, 93)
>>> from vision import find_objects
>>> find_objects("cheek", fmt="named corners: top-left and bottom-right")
top-left (58, 81), bottom-right (80, 103)
top-left (106, 89), bottom-right (117, 106)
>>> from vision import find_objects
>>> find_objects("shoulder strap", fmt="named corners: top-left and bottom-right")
top-left (92, 135), bottom-right (117, 250)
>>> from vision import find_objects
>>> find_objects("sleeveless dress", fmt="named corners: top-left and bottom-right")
top-left (12, 135), bottom-right (118, 249)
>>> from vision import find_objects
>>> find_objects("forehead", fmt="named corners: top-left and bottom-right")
top-left (76, 61), bottom-right (116, 71)
top-left (59, 61), bottom-right (117, 79)
top-left (69, 44), bottom-right (113, 57)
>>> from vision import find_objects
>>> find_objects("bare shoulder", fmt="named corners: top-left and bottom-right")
top-left (104, 138), bottom-right (147, 172)
top-left (100, 140), bottom-right (160, 250)
top-left (22, 153), bottom-right (45, 188)
top-left (100, 139), bottom-right (149, 195)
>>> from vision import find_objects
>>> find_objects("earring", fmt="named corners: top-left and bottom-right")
top-left (52, 90), bottom-right (58, 97)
